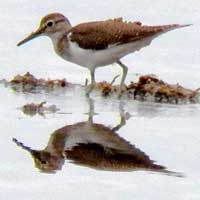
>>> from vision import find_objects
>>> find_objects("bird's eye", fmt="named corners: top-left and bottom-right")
top-left (37, 157), bottom-right (48, 165)
top-left (47, 21), bottom-right (54, 27)
top-left (41, 160), bottom-right (48, 164)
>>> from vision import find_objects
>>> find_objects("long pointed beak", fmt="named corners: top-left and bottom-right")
top-left (17, 26), bottom-right (45, 46)
top-left (13, 138), bottom-right (41, 159)
top-left (12, 138), bottom-right (33, 153)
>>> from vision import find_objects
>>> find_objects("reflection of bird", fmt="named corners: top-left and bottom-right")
top-left (13, 99), bottom-right (182, 177)
top-left (17, 13), bottom-right (190, 96)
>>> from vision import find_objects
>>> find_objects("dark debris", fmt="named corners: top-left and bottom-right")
top-left (21, 101), bottom-right (60, 116)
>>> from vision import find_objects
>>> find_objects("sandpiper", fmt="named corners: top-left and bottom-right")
top-left (17, 13), bottom-right (191, 96)
top-left (13, 99), bottom-right (182, 176)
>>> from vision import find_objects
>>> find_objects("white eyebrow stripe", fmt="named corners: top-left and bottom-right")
top-left (55, 19), bottom-right (68, 24)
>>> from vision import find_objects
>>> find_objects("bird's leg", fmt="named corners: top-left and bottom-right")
top-left (112, 101), bottom-right (131, 132)
top-left (111, 113), bottom-right (126, 132)
top-left (87, 97), bottom-right (95, 124)
top-left (116, 60), bottom-right (128, 97)
top-left (86, 69), bottom-right (96, 96)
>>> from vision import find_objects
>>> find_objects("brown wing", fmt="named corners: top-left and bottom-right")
top-left (70, 18), bottom-right (183, 50)
top-left (62, 123), bottom-right (164, 171)
top-left (65, 142), bottom-right (166, 171)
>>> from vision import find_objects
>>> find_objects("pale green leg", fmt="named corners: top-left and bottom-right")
top-left (87, 97), bottom-right (95, 124)
top-left (112, 101), bottom-right (130, 131)
top-left (86, 69), bottom-right (95, 96)
top-left (116, 60), bottom-right (128, 97)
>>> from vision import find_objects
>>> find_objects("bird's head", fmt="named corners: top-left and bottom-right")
top-left (13, 138), bottom-right (65, 173)
top-left (17, 13), bottom-right (71, 46)
top-left (30, 150), bottom-right (65, 173)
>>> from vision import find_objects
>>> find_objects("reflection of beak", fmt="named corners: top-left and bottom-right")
top-left (13, 138), bottom-right (40, 161)
top-left (12, 138), bottom-right (34, 153)
top-left (17, 26), bottom-right (45, 46)
top-left (13, 138), bottom-right (40, 158)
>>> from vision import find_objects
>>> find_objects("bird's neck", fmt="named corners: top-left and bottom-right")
top-left (44, 130), bottom-right (68, 155)
top-left (49, 30), bottom-right (69, 55)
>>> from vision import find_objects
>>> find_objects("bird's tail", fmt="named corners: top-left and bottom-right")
top-left (144, 163), bottom-right (184, 178)
top-left (154, 167), bottom-right (184, 178)
top-left (158, 23), bottom-right (192, 32)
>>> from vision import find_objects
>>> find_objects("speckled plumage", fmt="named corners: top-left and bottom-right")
top-left (69, 18), bottom-right (184, 50)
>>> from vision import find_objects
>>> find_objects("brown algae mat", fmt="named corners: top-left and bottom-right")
top-left (1, 72), bottom-right (199, 104)
top-left (96, 75), bottom-right (200, 104)
top-left (1, 72), bottom-right (69, 92)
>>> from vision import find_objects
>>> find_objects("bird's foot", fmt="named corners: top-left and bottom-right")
top-left (85, 84), bottom-right (95, 97)
top-left (118, 91), bottom-right (123, 99)
top-left (118, 85), bottom-right (127, 99)
top-left (86, 91), bottom-right (90, 97)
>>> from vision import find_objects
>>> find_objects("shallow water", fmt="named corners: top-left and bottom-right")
top-left (1, 0), bottom-right (200, 200)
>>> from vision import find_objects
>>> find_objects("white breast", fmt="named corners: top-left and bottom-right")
top-left (64, 123), bottom-right (125, 151)
top-left (63, 123), bottom-right (111, 150)
top-left (59, 34), bottom-right (156, 71)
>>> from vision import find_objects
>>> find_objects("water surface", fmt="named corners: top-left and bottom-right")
top-left (0, 0), bottom-right (200, 199)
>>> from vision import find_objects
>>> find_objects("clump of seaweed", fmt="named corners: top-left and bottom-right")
top-left (95, 81), bottom-right (117, 96)
top-left (94, 75), bottom-right (121, 96)
top-left (127, 75), bottom-right (200, 103)
top-left (96, 75), bottom-right (200, 104)
top-left (9, 72), bottom-right (68, 92)
top-left (21, 101), bottom-right (59, 116)
top-left (1, 72), bottom-right (199, 104)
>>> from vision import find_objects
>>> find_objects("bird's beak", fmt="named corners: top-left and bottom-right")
top-left (12, 138), bottom-right (33, 153)
top-left (17, 26), bottom-right (45, 46)
top-left (12, 138), bottom-right (40, 160)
